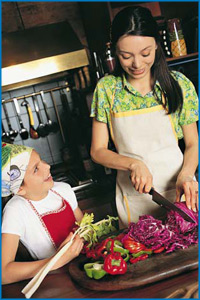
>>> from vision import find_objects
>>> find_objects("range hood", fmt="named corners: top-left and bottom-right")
top-left (2, 21), bottom-right (89, 91)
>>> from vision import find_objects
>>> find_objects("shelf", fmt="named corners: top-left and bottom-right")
top-left (167, 52), bottom-right (198, 67)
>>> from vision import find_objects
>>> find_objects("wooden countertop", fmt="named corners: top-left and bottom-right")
top-left (2, 266), bottom-right (198, 298)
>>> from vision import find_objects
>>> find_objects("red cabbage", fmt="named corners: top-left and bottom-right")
top-left (166, 202), bottom-right (198, 234)
top-left (122, 202), bottom-right (198, 253)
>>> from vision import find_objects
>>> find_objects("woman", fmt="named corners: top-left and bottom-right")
top-left (90, 6), bottom-right (198, 228)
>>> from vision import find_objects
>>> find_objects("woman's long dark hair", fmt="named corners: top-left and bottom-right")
top-left (110, 6), bottom-right (183, 114)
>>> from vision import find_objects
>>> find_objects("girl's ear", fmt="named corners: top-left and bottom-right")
top-left (17, 186), bottom-right (26, 196)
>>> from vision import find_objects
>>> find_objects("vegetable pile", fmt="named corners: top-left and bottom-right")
top-left (82, 202), bottom-right (198, 280)
top-left (122, 202), bottom-right (198, 253)
top-left (75, 213), bottom-right (118, 246)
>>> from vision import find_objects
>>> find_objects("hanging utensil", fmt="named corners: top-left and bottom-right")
top-left (40, 91), bottom-right (59, 133)
top-left (50, 91), bottom-right (66, 143)
top-left (21, 99), bottom-right (39, 139)
top-left (32, 94), bottom-right (48, 137)
top-left (1, 121), bottom-right (8, 138)
top-left (13, 98), bottom-right (29, 140)
top-left (83, 66), bottom-right (91, 87)
top-left (2, 121), bottom-right (12, 142)
top-left (2, 100), bottom-right (18, 139)
top-left (78, 69), bottom-right (86, 89)
top-left (73, 72), bottom-right (80, 90)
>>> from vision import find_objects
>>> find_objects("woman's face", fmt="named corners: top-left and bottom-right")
top-left (116, 35), bottom-right (157, 82)
top-left (21, 150), bottom-right (54, 200)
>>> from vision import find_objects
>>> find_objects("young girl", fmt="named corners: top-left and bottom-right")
top-left (1, 142), bottom-right (84, 284)
top-left (90, 6), bottom-right (198, 228)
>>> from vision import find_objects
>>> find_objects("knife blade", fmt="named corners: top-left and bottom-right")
top-left (149, 188), bottom-right (195, 223)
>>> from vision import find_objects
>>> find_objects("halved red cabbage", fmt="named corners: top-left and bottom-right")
top-left (122, 202), bottom-right (198, 253)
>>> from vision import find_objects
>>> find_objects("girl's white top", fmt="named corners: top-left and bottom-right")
top-left (2, 182), bottom-right (78, 260)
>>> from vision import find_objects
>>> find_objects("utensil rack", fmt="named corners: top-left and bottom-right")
top-left (2, 83), bottom-right (75, 144)
top-left (2, 84), bottom-right (70, 103)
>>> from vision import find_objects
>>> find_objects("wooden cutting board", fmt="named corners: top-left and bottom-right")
top-left (69, 244), bottom-right (198, 291)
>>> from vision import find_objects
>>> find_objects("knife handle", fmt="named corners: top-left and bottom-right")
top-left (129, 174), bottom-right (154, 195)
top-left (149, 188), bottom-right (154, 195)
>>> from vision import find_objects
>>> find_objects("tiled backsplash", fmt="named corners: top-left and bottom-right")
top-left (2, 79), bottom-right (71, 165)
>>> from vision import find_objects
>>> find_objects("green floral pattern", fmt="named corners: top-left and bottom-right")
top-left (90, 71), bottom-right (198, 139)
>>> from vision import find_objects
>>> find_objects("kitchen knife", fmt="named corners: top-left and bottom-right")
top-left (149, 188), bottom-right (195, 223)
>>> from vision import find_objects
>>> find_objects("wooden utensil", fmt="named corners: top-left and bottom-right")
top-left (165, 281), bottom-right (198, 298)
top-left (68, 244), bottom-right (198, 291)
top-left (83, 66), bottom-right (91, 87)
top-left (21, 99), bottom-right (39, 139)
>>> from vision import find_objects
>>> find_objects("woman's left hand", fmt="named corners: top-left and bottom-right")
top-left (176, 174), bottom-right (198, 212)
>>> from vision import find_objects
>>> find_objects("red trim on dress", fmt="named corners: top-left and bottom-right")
top-left (27, 189), bottom-right (76, 249)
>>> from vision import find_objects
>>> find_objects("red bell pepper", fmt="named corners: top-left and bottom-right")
top-left (81, 243), bottom-right (90, 254)
top-left (113, 233), bottom-right (126, 241)
top-left (86, 248), bottom-right (101, 260)
top-left (123, 236), bottom-right (146, 253)
top-left (103, 240), bottom-right (127, 275)
top-left (153, 246), bottom-right (165, 254)
top-left (85, 238), bottom-right (113, 259)
top-left (96, 238), bottom-right (113, 258)
top-left (129, 253), bottom-right (148, 264)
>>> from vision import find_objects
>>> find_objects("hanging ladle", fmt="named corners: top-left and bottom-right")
top-left (40, 91), bottom-right (59, 133)
top-left (2, 100), bottom-right (18, 139)
top-left (21, 99), bottom-right (39, 139)
top-left (32, 94), bottom-right (49, 137)
top-left (13, 98), bottom-right (29, 140)
top-left (1, 121), bottom-right (8, 138)
top-left (2, 121), bottom-right (12, 142)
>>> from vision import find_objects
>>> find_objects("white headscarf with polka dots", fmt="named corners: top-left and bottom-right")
top-left (2, 143), bottom-right (33, 197)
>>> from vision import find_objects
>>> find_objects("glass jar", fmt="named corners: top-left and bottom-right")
top-left (167, 18), bottom-right (187, 57)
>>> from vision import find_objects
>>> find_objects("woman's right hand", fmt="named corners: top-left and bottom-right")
top-left (55, 233), bottom-right (84, 269)
top-left (129, 160), bottom-right (153, 193)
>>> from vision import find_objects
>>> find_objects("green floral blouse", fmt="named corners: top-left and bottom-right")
top-left (90, 71), bottom-right (198, 139)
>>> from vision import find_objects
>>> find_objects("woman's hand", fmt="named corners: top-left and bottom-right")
top-left (129, 160), bottom-right (153, 193)
top-left (176, 174), bottom-right (198, 212)
top-left (55, 233), bottom-right (84, 269)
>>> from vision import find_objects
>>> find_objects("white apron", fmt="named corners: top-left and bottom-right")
top-left (110, 89), bottom-right (183, 228)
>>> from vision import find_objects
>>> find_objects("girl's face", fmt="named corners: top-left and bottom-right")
top-left (116, 35), bottom-right (157, 82)
top-left (20, 150), bottom-right (54, 200)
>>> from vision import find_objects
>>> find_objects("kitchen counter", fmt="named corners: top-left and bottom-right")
top-left (2, 266), bottom-right (198, 298)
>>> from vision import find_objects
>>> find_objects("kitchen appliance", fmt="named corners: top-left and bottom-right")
top-left (2, 21), bottom-right (89, 91)
top-left (149, 188), bottom-right (195, 223)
